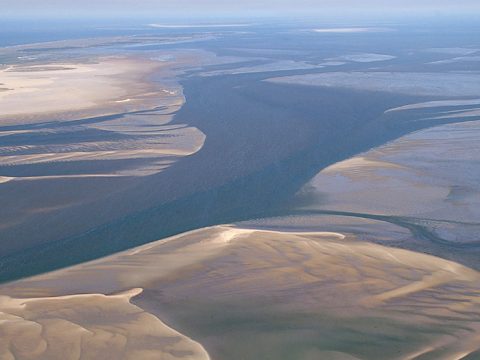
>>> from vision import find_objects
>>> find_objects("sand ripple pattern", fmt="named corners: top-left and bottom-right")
top-left (0, 57), bottom-right (205, 179)
top-left (3, 226), bottom-right (480, 359)
top-left (0, 288), bottom-right (210, 360)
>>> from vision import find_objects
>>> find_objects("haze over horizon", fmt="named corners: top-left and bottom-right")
top-left (2, 0), bottom-right (480, 357)
top-left (3, 0), bottom-right (480, 19)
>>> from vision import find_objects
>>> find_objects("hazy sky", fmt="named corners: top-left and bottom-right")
top-left (4, 0), bottom-right (480, 18)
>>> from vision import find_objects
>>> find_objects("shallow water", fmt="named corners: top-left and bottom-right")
top-left (1, 19), bottom-right (480, 282)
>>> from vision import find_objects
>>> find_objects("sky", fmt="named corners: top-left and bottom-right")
top-left (3, 0), bottom-right (480, 18)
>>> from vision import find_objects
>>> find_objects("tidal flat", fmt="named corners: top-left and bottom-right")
top-left (2, 225), bottom-right (480, 359)
top-left (1, 18), bottom-right (480, 359)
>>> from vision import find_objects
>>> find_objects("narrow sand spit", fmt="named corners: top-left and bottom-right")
top-left (266, 71), bottom-right (480, 97)
top-left (385, 98), bottom-right (480, 113)
top-left (321, 156), bottom-right (403, 173)
top-left (0, 176), bottom-right (13, 184)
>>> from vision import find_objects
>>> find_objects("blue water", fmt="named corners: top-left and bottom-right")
top-left (1, 17), bottom-right (480, 283)
top-left (0, 18), bottom-right (194, 47)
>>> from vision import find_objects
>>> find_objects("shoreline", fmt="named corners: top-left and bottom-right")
top-left (0, 71), bottom-right (476, 283)
top-left (0, 55), bottom-right (171, 125)
top-left (2, 224), bottom-right (480, 359)
top-left (0, 285), bottom-right (211, 360)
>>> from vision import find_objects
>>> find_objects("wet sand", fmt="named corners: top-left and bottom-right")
top-left (0, 287), bottom-right (210, 360)
top-left (267, 71), bottom-right (480, 97)
top-left (5, 25), bottom-right (480, 283)
top-left (2, 67), bottom-right (478, 282)
top-left (0, 65), bottom-right (422, 282)
top-left (294, 119), bottom-right (480, 268)
top-left (2, 23), bottom-right (480, 359)
top-left (0, 47), bottom-right (207, 261)
top-left (0, 57), bottom-right (165, 125)
top-left (2, 225), bottom-right (480, 359)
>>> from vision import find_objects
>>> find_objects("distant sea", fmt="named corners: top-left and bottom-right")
top-left (0, 17), bottom-right (254, 47)
top-left (0, 18), bottom-right (157, 47)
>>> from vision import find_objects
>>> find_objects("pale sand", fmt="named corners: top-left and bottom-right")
top-left (0, 143), bottom-right (203, 167)
top-left (425, 47), bottom-right (480, 55)
top-left (385, 98), bottom-right (480, 113)
top-left (0, 52), bottom-right (206, 178)
top-left (424, 108), bottom-right (480, 121)
top-left (0, 57), bottom-right (165, 125)
top-left (3, 227), bottom-right (347, 294)
top-left (299, 119), bottom-right (480, 223)
top-left (3, 225), bottom-right (480, 358)
top-left (2, 224), bottom-right (475, 296)
top-left (0, 110), bottom-right (205, 177)
top-left (266, 72), bottom-right (480, 97)
top-left (0, 288), bottom-right (210, 360)
top-left (326, 53), bottom-right (396, 63)
top-left (312, 27), bottom-right (392, 33)
top-left (0, 176), bottom-right (13, 184)
top-left (321, 156), bottom-right (403, 173)
top-left (198, 60), bottom-right (322, 77)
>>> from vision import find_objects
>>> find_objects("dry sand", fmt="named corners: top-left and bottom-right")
top-left (298, 119), bottom-right (480, 223)
top-left (0, 50), bottom-right (207, 178)
top-left (0, 51), bottom-right (207, 246)
top-left (2, 225), bottom-right (480, 359)
top-left (0, 288), bottom-right (210, 360)
top-left (0, 57), bottom-right (165, 125)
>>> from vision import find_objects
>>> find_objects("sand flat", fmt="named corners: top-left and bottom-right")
top-left (293, 116), bottom-right (480, 271)
top-left (385, 98), bottom-right (480, 113)
top-left (326, 53), bottom-right (396, 63)
top-left (312, 27), bottom-right (392, 33)
top-left (0, 57), bottom-right (164, 125)
top-left (267, 71), bottom-right (480, 97)
top-left (299, 119), bottom-right (480, 222)
top-left (0, 288), bottom-right (210, 360)
top-left (3, 28), bottom-right (480, 360)
top-left (0, 47), bottom-right (211, 265)
top-left (0, 50), bottom-right (209, 178)
top-left (2, 225), bottom-right (480, 359)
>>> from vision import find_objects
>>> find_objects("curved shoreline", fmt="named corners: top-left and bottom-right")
top-left (0, 71), bottom-right (477, 283)
top-left (2, 224), bottom-right (480, 359)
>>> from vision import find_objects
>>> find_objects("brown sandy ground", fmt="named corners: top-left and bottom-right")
top-left (0, 46), bottom-right (221, 255)
top-left (2, 224), bottom-right (480, 359)
top-left (294, 118), bottom-right (480, 269)
top-left (0, 57), bottom-right (165, 125)
top-left (300, 119), bottom-right (480, 222)
top-left (0, 287), bottom-right (209, 360)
